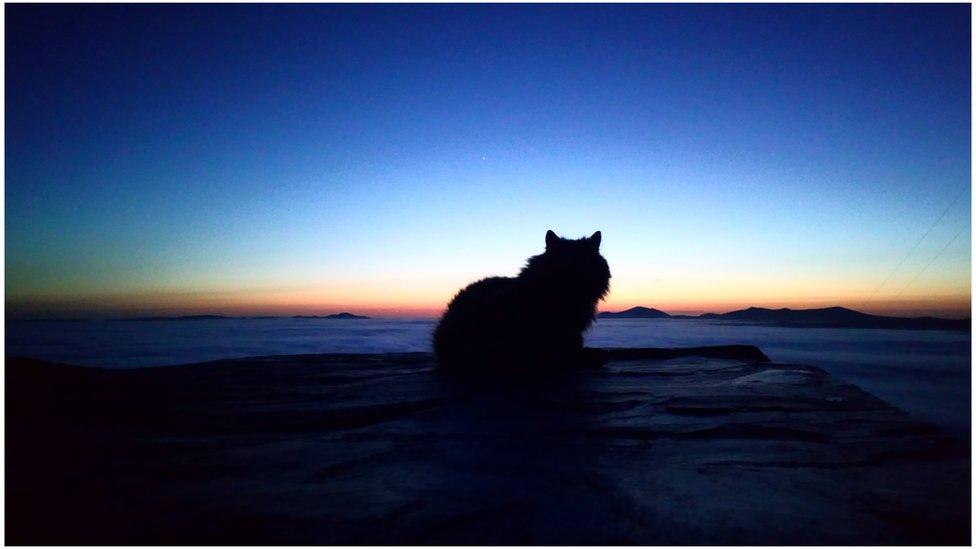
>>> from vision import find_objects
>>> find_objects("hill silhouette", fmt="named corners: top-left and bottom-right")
top-left (292, 313), bottom-right (370, 319)
top-left (596, 306), bottom-right (671, 318)
top-left (598, 306), bottom-right (969, 331)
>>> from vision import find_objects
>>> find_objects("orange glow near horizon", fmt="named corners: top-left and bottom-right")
top-left (6, 252), bottom-right (972, 319)
top-left (8, 282), bottom-right (971, 319)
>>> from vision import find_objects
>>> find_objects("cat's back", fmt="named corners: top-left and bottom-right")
top-left (440, 276), bottom-right (514, 318)
top-left (433, 276), bottom-right (515, 356)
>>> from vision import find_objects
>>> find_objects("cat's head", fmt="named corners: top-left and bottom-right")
top-left (522, 230), bottom-right (611, 300)
top-left (545, 229), bottom-right (601, 255)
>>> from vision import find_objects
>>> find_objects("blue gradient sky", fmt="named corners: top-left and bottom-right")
top-left (6, 4), bottom-right (971, 317)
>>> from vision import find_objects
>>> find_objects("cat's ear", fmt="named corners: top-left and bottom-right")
top-left (545, 229), bottom-right (558, 250)
top-left (589, 231), bottom-right (602, 249)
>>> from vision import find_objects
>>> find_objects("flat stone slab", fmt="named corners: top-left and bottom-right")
top-left (6, 348), bottom-right (969, 544)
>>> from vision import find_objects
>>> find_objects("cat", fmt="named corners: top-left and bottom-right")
top-left (433, 230), bottom-right (611, 373)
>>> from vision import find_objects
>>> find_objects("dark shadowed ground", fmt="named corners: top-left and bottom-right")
top-left (6, 347), bottom-right (970, 544)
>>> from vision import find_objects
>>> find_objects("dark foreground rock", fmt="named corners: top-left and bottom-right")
top-left (6, 348), bottom-right (970, 544)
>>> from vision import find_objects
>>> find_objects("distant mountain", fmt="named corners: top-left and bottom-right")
top-left (597, 306), bottom-right (671, 319)
top-left (292, 312), bottom-right (370, 319)
top-left (700, 306), bottom-right (969, 330)
top-left (599, 305), bottom-right (969, 331)
top-left (699, 306), bottom-right (868, 322)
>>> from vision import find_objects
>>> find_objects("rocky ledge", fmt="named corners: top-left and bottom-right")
top-left (6, 347), bottom-right (969, 544)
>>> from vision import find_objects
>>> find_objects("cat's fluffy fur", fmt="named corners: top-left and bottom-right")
top-left (433, 230), bottom-right (611, 373)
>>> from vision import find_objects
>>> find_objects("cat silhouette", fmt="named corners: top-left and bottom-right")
top-left (433, 230), bottom-right (611, 373)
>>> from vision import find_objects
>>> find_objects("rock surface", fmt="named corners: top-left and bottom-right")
top-left (6, 348), bottom-right (969, 544)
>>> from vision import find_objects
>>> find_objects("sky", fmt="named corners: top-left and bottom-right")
top-left (5, 4), bottom-right (972, 318)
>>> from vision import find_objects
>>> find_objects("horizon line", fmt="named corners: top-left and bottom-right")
top-left (7, 302), bottom-right (972, 322)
